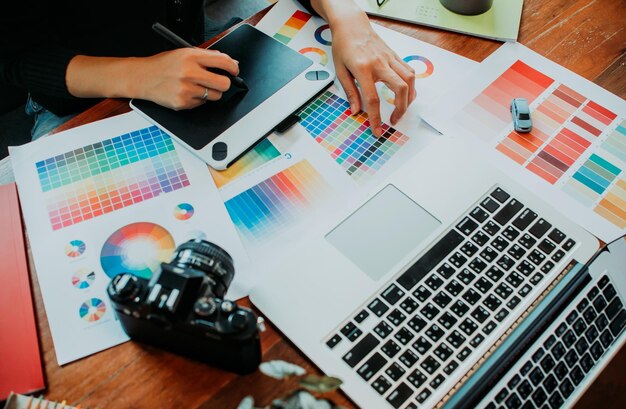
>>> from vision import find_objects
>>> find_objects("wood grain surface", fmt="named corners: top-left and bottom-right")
top-left (35, 1), bottom-right (626, 408)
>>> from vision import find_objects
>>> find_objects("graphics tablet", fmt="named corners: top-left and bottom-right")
top-left (130, 24), bottom-right (334, 170)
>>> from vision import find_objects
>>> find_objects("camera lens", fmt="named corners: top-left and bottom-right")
top-left (169, 239), bottom-right (234, 298)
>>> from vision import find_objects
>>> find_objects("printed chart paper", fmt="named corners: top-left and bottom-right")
top-left (424, 43), bottom-right (626, 241)
top-left (11, 112), bottom-right (251, 365)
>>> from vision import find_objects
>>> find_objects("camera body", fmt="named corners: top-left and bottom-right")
top-left (107, 239), bottom-right (262, 374)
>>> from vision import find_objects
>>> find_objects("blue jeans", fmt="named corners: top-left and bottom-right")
top-left (25, 96), bottom-right (77, 140)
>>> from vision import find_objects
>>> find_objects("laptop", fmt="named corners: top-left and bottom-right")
top-left (250, 136), bottom-right (601, 409)
top-left (448, 235), bottom-right (626, 409)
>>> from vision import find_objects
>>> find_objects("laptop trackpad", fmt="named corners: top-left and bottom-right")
top-left (326, 184), bottom-right (441, 281)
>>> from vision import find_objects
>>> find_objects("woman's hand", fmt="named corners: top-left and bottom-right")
top-left (66, 48), bottom-right (240, 110)
top-left (311, 0), bottom-right (416, 136)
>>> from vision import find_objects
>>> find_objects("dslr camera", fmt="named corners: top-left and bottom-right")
top-left (107, 239), bottom-right (263, 374)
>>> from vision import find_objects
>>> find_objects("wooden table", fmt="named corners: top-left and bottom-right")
top-left (31, 1), bottom-right (626, 408)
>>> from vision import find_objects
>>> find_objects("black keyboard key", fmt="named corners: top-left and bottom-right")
top-left (438, 312), bottom-right (458, 329)
top-left (394, 327), bottom-right (415, 345)
top-left (593, 295), bottom-right (608, 313)
top-left (540, 354), bottom-right (556, 372)
top-left (433, 291), bottom-right (453, 309)
top-left (531, 388), bottom-right (548, 407)
top-left (543, 374), bottom-right (558, 394)
top-left (399, 349), bottom-right (419, 369)
top-left (443, 359), bottom-right (459, 375)
top-left (530, 272), bottom-right (544, 285)
top-left (382, 284), bottom-right (405, 305)
top-left (519, 233), bottom-right (537, 249)
top-left (575, 338), bottom-right (589, 356)
top-left (341, 322), bottom-right (360, 339)
top-left (483, 294), bottom-right (502, 311)
top-left (413, 285), bottom-right (431, 302)
top-left (513, 208), bottom-right (538, 231)
top-left (463, 288), bottom-right (481, 305)
top-left (413, 336), bottom-right (433, 354)
top-left (371, 375), bottom-right (392, 395)
top-left (354, 309), bottom-right (370, 323)
top-left (343, 333), bottom-right (379, 367)
top-left (506, 272), bottom-right (524, 288)
top-left (461, 242), bottom-right (479, 257)
top-left (459, 318), bottom-right (479, 336)
top-left (496, 308), bottom-right (510, 322)
top-left (529, 219), bottom-right (551, 238)
top-left (528, 249), bottom-right (546, 265)
top-left (492, 236), bottom-right (510, 252)
top-left (570, 365), bottom-right (584, 385)
top-left (496, 283), bottom-right (514, 300)
top-left (472, 230), bottom-right (490, 246)
top-left (472, 306), bottom-right (491, 323)
top-left (385, 362), bottom-right (406, 381)
top-left (357, 352), bottom-right (387, 381)
top-left (425, 324), bottom-right (445, 342)
top-left (487, 265), bottom-right (505, 282)
top-left (491, 187), bottom-right (511, 203)
top-left (437, 263), bottom-right (456, 279)
top-left (529, 367), bottom-right (545, 386)
top-left (508, 374), bottom-right (522, 390)
top-left (548, 391), bottom-right (563, 409)
top-left (583, 307), bottom-right (598, 326)
top-left (425, 274), bottom-right (445, 291)
top-left (381, 339), bottom-right (401, 358)
top-left (505, 393), bottom-right (523, 409)
top-left (516, 260), bottom-right (535, 276)
top-left (599, 275), bottom-right (610, 289)
top-left (447, 330), bottom-right (466, 349)
top-left (600, 329), bottom-right (614, 349)
top-left (430, 375), bottom-right (445, 390)
top-left (517, 379), bottom-right (533, 399)
top-left (580, 352), bottom-right (594, 373)
top-left (532, 347), bottom-right (545, 363)
top-left (470, 333), bottom-right (485, 347)
top-left (468, 257), bottom-right (487, 273)
top-left (457, 216), bottom-right (479, 236)
top-left (475, 277), bottom-right (493, 293)
top-left (507, 295), bottom-right (521, 310)
top-left (368, 298), bottom-right (389, 317)
top-left (481, 197), bottom-right (500, 213)
top-left (497, 255), bottom-right (515, 271)
top-left (520, 360), bottom-right (533, 376)
top-left (562, 238), bottom-right (576, 251)
top-left (407, 315), bottom-right (426, 333)
top-left (407, 369), bottom-right (427, 388)
top-left (421, 355), bottom-right (441, 374)
top-left (590, 340), bottom-right (604, 361)
top-left (416, 388), bottom-right (432, 404)
top-left (609, 309), bottom-right (626, 336)
top-left (483, 320), bottom-right (497, 334)
top-left (508, 244), bottom-right (526, 260)
top-left (606, 297), bottom-right (623, 320)
top-left (434, 343), bottom-right (453, 362)
top-left (470, 206), bottom-right (490, 223)
top-left (538, 239), bottom-right (556, 255)
top-left (459, 269), bottom-right (477, 285)
top-left (551, 250), bottom-right (565, 263)
top-left (388, 309), bottom-right (407, 326)
top-left (548, 228), bottom-right (566, 244)
top-left (326, 334), bottom-right (342, 349)
top-left (564, 349), bottom-right (578, 368)
top-left (555, 322), bottom-right (568, 337)
top-left (494, 199), bottom-right (524, 225)
top-left (551, 341), bottom-right (566, 361)
top-left (554, 362), bottom-right (568, 380)
top-left (397, 229), bottom-right (464, 290)
top-left (421, 303), bottom-right (440, 320)
top-left (573, 317), bottom-right (587, 335)
top-left (400, 297), bottom-right (418, 314)
top-left (519, 284), bottom-right (532, 298)
top-left (386, 382), bottom-right (413, 408)
top-left (495, 387), bottom-right (509, 403)
top-left (566, 310), bottom-right (578, 325)
top-left (483, 220), bottom-right (501, 235)
top-left (457, 346), bottom-right (471, 362)
top-left (451, 300), bottom-right (470, 317)
top-left (541, 260), bottom-right (556, 274)
top-left (503, 225), bottom-right (521, 241)
top-left (374, 321), bottom-right (393, 338)
top-left (446, 280), bottom-right (464, 297)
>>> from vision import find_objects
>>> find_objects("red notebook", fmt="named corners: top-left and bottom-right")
top-left (0, 183), bottom-right (45, 400)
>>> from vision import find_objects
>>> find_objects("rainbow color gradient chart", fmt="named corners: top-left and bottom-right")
top-left (79, 298), bottom-right (106, 323)
top-left (72, 268), bottom-right (96, 289)
top-left (314, 24), bottom-right (332, 46)
top-left (36, 126), bottom-right (190, 231)
top-left (66, 240), bottom-right (86, 257)
top-left (174, 203), bottom-right (194, 220)
top-left (224, 160), bottom-right (329, 241)
top-left (298, 90), bottom-right (409, 182)
top-left (273, 9), bottom-right (311, 44)
top-left (100, 222), bottom-right (176, 279)
top-left (299, 47), bottom-right (328, 66)
top-left (209, 138), bottom-right (282, 188)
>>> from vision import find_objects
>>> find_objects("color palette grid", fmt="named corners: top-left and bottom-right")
top-left (36, 126), bottom-right (190, 230)
top-left (274, 10), bottom-right (311, 44)
top-left (298, 90), bottom-right (409, 182)
top-left (457, 60), bottom-right (555, 138)
top-left (601, 119), bottom-right (626, 163)
top-left (209, 138), bottom-right (281, 188)
top-left (594, 178), bottom-right (626, 228)
top-left (224, 160), bottom-right (328, 241)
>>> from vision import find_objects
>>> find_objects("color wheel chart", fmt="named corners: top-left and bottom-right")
top-left (174, 203), bottom-right (194, 220)
top-left (382, 55), bottom-right (434, 104)
top-left (66, 240), bottom-right (86, 257)
top-left (72, 268), bottom-right (96, 289)
top-left (224, 160), bottom-right (329, 241)
top-left (458, 60), bottom-right (626, 228)
top-left (298, 90), bottom-right (409, 182)
top-left (79, 298), bottom-right (106, 323)
top-left (100, 222), bottom-right (176, 279)
top-left (36, 126), bottom-right (190, 230)
top-left (209, 138), bottom-right (282, 188)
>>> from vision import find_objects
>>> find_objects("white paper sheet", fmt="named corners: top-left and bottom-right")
top-left (10, 112), bottom-right (251, 365)
top-left (423, 43), bottom-right (626, 242)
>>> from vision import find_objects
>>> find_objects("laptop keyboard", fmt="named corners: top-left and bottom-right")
top-left (481, 274), bottom-right (626, 409)
top-left (324, 186), bottom-right (579, 409)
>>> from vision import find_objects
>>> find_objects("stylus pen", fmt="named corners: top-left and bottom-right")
top-left (152, 22), bottom-right (248, 90)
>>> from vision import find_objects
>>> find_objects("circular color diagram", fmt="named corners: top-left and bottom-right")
top-left (100, 222), bottom-right (176, 279)
top-left (299, 47), bottom-right (329, 66)
top-left (66, 240), bottom-right (86, 257)
top-left (174, 203), bottom-right (195, 220)
top-left (72, 268), bottom-right (96, 289)
top-left (314, 25), bottom-right (332, 46)
top-left (79, 298), bottom-right (106, 322)
top-left (381, 55), bottom-right (435, 104)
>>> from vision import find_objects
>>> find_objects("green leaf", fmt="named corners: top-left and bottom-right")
top-left (260, 360), bottom-right (306, 379)
top-left (298, 375), bottom-right (343, 393)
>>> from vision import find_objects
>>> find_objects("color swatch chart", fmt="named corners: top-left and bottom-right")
top-left (298, 90), bottom-right (409, 182)
top-left (36, 126), bottom-right (190, 230)
top-left (273, 9), bottom-right (311, 44)
top-left (210, 138), bottom-right (282, 188)
top-left (224, 160), bottom-right (328, 241)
